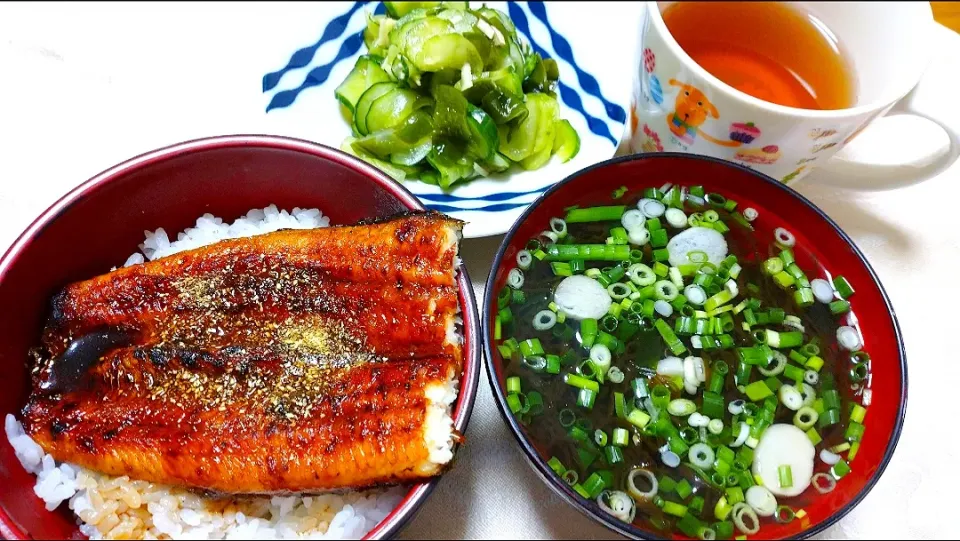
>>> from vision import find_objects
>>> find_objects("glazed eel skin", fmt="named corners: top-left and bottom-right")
top-left (22, 212), bottom-right (464, 494)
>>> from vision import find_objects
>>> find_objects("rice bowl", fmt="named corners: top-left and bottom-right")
top-left (6, 204), bottom-right (459, 540)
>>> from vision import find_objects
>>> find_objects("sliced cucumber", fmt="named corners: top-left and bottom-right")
top-left (354, 82), bottom-right (398, 135)
top-left (392, 140), bottom-right (433, 166)
top-left (385, 2), bottom-right (442, 19)
top-left (466, 104), bottom-right (499, 160)
top-left (435, 8), bottom-right (479, 33)
top-left (365, 89), bottom-right (433, 134)
top-left (520, 144), bottom-right (553, 171)
top-left (353, 110), bottom-right (434, 158)
top-left (499, 93), bottom-right (555, 161)
top-left (479, 88), bottom-right (527, 124)
top-left (459, 66), bottom-right (523, 104)
top-left (528, 94), bottom-right (560, 155)
top-left (399, 17), bottom-right (455, 61)
top-left (341, 137), bottom-right (408, 181)
top-left (412, 33), bottom-right (483, 73)
top-left (552, 119), bottom-right (580, 163)
top-left (477, 152), bottom-right (511, 174)
top-left (427, 143), bottom-right (476, 189)
top-left (335, 56), bottom-right (391, 114)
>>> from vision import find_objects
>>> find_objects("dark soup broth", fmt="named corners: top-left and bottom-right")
top-left (494, 185), bottom-right (871, 538)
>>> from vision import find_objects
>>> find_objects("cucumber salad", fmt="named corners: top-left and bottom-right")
top-left (336, 2), bottom-right (581, 189)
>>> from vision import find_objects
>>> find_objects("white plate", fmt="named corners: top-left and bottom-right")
top-left (0, 1), bottom-right (642, 238)
top-left (259, 1), bottom-right (639, 237)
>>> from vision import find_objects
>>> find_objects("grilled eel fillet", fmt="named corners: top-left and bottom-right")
top-left (22, 212), bottom-right (464, 494)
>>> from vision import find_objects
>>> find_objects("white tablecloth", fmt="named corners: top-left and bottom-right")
top-left (1, 4), bottom-right (958, 540)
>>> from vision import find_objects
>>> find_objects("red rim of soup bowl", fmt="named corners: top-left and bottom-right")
top-left (0, 135), bottom-right (482, 541)
top-left (482, 153), bottom-right (907, 540)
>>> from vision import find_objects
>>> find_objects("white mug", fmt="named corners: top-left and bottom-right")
top-left (627, 1), bottom-right (960, 189)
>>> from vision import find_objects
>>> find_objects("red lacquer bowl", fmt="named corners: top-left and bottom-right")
top-left (483, 154), bottom-right (906, 539)
top-left (0, 135), bottom-right (481, 540)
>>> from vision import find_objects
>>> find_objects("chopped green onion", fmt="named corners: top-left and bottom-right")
top-left (744, 381), bottom-right (773, 401)
top-left (806, 427), bottom-right (823, 446)
top-left (660, 476), bottom-right (677, 494)
top-left (550, 261), bottom-right (573, 277)
top-left (829, 299), bottom-right (851, 314)
top-left (506, 393), bottom-right (523, 414)
top-left (580, 318), bottom-right (598, 348)
top-left (547, 456), bottom-right (566, 476)
top-left (614, 392), bottom-right (628, 420)
top-left (564, 206), bottom-right (626, 223)
top-left (612, 427), bottom-right (630, 447)
top-left (651, 228), bottom-right (669, 248)
top-left (849, 441), bottom-right (861, 462)
top-left (775, 506), bottom-right (796, 524)
top-left (677, 478), bottom-right (694, 500)
top-left (793, 407), bottom-right (819, 431)
top-left (819, 408), bottom-right (841, 428)
top-left (582, 472), bottom-right (607, 499)
top-left (506, 377), bottom-right (521, 394)
top-left (726, 487), bottom-right (745, 506)
top-left (628, 409), bottom-right (652, 429)
top-left (577, 388), bottom-right (597, 410)
top-left (519, 338), bottom-right (544, 357)
top-left (714, 496), bottom-right (733, 521)
top-left (655, 318), bottom-right (687, 355)
top-left (845, 421), bottom-right (866, 442)
top-left (832, 459), bottom-right (851, 479)
top-left (778, 465), bottom-right (793, 489)
top-left (527, 391), bottom-right (544, 416)
top-left (663, 501), bottom-right (689, 518)
top-left (737, 346), bottom-right (769, 366)
top-left (559, 409), bottom-right (576, 428)
top-left (605, 445), bottom-right (624, 465)
top-left (762, 258), bottom-right (784, 276)
top-left (546, 355), bottom-right (561, 375)
top-left (805, 355), bottom-right (825, 372)
top-left (702, 392), bottom-right (726, 419)
top-left (772, 271), bottom-right (795, 289)
top-left (713, 521), bottom-right (735, 540)
top-left (833, 276), bottom-right (855, 298)
top-left (850, 404), bottom-right (867, 424)
top-left (564, 373), bottom-right (600, 393)
top-left (545, 244), bottom-right (631, 261)
top-left (794, 287), bottom-right (815, 307)
top-left (594, 429), bottom-right (609, 447)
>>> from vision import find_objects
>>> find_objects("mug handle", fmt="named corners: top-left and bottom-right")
top-left (815, 28), bottom-right (960, 191)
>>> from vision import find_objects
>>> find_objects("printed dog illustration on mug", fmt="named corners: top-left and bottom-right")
top-left (667, 79), bottom-right (744, 148)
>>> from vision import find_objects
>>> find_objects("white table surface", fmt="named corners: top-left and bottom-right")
top-left (1, 3), bottom-right (959, 540)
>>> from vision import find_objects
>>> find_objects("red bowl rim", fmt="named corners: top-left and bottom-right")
top-left (481, 152), bottom-right (908, 540)
top-left (0, 134), bottom-right (482, 541)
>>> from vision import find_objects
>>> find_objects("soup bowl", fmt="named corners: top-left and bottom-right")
top-left (0, 135), bottom-right (482, 540)
top-left (483, 153), bottom-right (906, 539)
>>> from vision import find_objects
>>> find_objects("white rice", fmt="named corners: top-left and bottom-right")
top-left (7, 205), bottom-right (461, 540)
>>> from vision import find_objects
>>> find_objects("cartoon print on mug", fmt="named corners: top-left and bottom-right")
top-left (639, 123), bottom-right (665, 153)
top-left (734, 144), bottom-right (782, 165)
top-left (797, 156), bottom-right (819, 166)
top-left (666, 79), bottom-right (744, 147)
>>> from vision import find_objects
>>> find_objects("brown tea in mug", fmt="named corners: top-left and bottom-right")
top-left (661, 1), bottom-right (857, 110)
